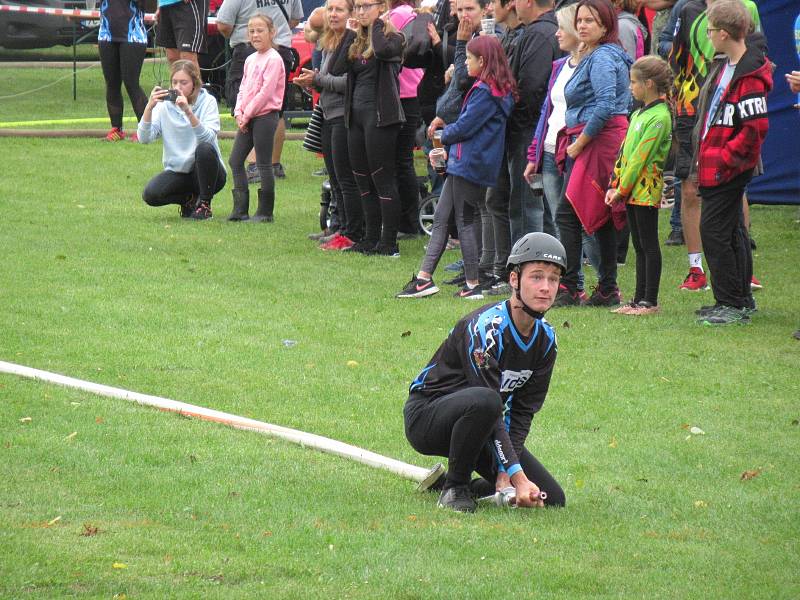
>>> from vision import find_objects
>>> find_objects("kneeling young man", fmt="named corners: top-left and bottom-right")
top-left (404, 232), bottom-right (567, 512)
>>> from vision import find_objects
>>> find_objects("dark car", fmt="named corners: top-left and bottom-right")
top-left (0, 0), bottom-right (98, 49)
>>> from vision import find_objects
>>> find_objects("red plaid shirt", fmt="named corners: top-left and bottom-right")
top-left (694, 46), bottom-right (772, 188)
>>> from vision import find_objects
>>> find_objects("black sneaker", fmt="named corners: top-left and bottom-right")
top-left (344, 241), bottom-right (377, 254)
top-left (479, 274), bottom-right (500, 291)
top-left (437, 485), bottom-right (476, 513)
top-left (366, 243), bottom-right (400, 258)
top-left (189, 201), bottom-right (212, 220)
top-left (695, 303), bottom-right (723, 317)
top-left (443, 273), bottom-right (466, 286)
top-left (454, 285), bottom-right (484, 300)
top-left (272, 162), bottom-right (286, 179)
top-left (584, 286), bottom-right (621, 307)
top-left (180, 194), bottom-right (197, 218)
top-left (396, 275), bottom-right (440, 298)
top-left (552, 285), bottom-right (582, 307)
top-left (697, 305), bottom-right (751, 326)
top-left (664, 229), bottom-right (685, 246)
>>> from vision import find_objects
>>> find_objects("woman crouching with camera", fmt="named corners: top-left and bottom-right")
top-left (138, 60), bottom-right (227, 220)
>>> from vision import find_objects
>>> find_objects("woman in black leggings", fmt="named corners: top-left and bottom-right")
top-left (344, 0), bottom-right (405, 256)
top-left (98, 0), bottom-right (148, 141)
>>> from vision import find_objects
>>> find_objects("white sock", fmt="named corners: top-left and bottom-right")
top-left (689, 253), bottom-right (703, 271)
top-left (466, 282), bottom-right (477, 289)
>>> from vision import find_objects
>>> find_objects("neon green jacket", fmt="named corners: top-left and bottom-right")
top-left (610, 99), bottom-right (673, 208)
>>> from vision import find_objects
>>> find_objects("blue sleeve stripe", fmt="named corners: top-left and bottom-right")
top-left (506, 463), bottom-right (522, 477)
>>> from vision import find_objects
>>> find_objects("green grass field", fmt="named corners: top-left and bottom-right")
top-left (1, 64), bottom-right (799, 599)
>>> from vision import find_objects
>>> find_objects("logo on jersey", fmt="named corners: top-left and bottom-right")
top-left (500, 369), bottom-right (533, 392)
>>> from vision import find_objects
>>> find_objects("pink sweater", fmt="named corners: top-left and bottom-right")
top-left (389, 5), bottom-right (423, 99)
top-left (235, 48), bottom-right (286, 121)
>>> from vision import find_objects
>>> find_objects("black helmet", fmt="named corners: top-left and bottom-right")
top-left (506, 232), bottom-right (567, 274)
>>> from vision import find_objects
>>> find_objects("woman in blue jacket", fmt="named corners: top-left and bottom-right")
top-left (397, 35), bottom-right (515, 300)
top-left (554, 0), bottom-right (631, 307)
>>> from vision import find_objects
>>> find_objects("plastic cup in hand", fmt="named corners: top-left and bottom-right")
top-left (430, 148), bottom-right (447, 175)
top-left (481, 17), bottom-right (495, 36)
top-left (432, 130), bottom-right (443, 149)
top-left (85, 0), bottom-right (97, 9)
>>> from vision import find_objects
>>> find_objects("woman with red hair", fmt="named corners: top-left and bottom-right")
top-left (553, 0), bottom-right (632, 308)
top-left (397, 35), bottom-right (515, 299)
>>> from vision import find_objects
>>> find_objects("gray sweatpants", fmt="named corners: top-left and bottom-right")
top-left (420, 175), bottom-right (485, 282)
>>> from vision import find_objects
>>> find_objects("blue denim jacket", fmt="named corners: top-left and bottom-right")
top-left (564, 43), bottom-right (632, 139)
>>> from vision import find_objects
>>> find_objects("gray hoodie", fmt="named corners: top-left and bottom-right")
top-left (617, 11), bottom-right (647, 62)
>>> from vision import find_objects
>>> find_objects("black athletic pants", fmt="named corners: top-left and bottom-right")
top-left (230, 112), bottom-right (279, 192)
top-left (404, 388), bottom-right (565, 507)
top-left (699, 171), bottom-right (753, 309)
top-left (323, 115), bottom-right (363, 242)
top-left (483, 152), bottom-right (511, 277)
top-left (99, 41), bottom-right (147, 130)
top-left (347, 105), bottom-right (401, 248)
top-left (626, 204), bottom-right (661, 305)
top-left (396, 97), bottom-right (422, 234)
top-left (142, 142), bottom-right (226, 206)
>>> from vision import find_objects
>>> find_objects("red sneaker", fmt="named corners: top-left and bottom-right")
top-left (105, 127), bottom-right (125, 142)
top-left (750, 275), bottom-right (763, 290)
top-left (128, 132), bottom-right (139, 143)
top-left (679, 267), bottom-right (709, 291)
top-left (320, 233), bottom-right (354, 251)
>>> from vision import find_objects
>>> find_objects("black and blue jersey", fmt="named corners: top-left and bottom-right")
top-left (98, 0), bottom-right (147, 44)
top-left (409, 300), bottom-right (557, 476)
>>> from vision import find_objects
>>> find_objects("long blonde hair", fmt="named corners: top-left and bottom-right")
top-left (348, 1), bottom-right (397, 60)
top-left (320, 0), bottom-right (355, 51)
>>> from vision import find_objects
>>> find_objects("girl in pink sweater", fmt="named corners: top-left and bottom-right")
top-left (228, 14), bottom-right (286, 222)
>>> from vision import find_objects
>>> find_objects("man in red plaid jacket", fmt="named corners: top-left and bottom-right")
top-left (691, 0), bottom-right (772, 326)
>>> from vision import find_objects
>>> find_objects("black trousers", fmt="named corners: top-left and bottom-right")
top-left (699, 171), bottom-right (753, 309)
top-left (323, 115), bottom-right (363, 242)
top-left (229, 112), bottom-right (279, 192)
top-left (557, 159), bottom-right (618, 294)
top-left (483, 152), bottom-right (511, 276)
top-left (99, 41), bottom-right (147, 129)
top-left (347, 106), bottom-right (401, 247)
top-left (404, 388), bottom-right (565, 507)
top-left (396, 97), bottom-right (422, 234)
top-left (626, 204), bottom-right (661, 305)
top-left (142, 142), bottom-right (226, 205)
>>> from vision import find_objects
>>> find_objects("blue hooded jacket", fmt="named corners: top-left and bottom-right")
top-left (564, 43), bottom-right (632, 139)
top-left (441, 81), bottom-right (514, 188)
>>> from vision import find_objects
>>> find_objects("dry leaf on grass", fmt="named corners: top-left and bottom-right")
top-left (19, 417), bottom-right (32, 424)
top-left (741, 469), bottom-right (761, 481)
top-left (112, 562), bottom-right (127, 569)
top-left (609, 436), bottom-right (618, 448)
top-left (65, 431), bottom-right (78, 441)
top-left (80, 523), bottom-right (100, 537)
top-left (47, 516), bottom-right (62, 526)
top-left (401, 330), bottom-right (411, 337)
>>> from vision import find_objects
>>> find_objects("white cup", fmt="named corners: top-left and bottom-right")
top-left (481, 17), bottom-right (495, 36)
top-left (85, 0), bottom-right (97, 9)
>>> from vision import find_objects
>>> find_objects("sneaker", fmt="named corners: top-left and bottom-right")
top-left (367, 243), bottom-right (400, 258)
top-left (793, 330), bottom-right (800, 341)
top-left (552, 284), bottom-right (582, 307)
top-left (444, 259), bottom-right (464, 272)
top-left (104, 127), bottom-right (125, 141)
top-left (320, 233), bottom-right (354, 251)
top-left (697, 305), bottom-right (751, 326)
top-left (664, 229), bottom-right (684, 246)
top-left (343, 241), bottom-right (377, 254)
top-left (246, 163), bottom-right (261, 184)
top-left (318, 231), bottom-right (339, 245)
top-left (189, 201), bottom-right (212, 220)
top-left (312, 167), bottom-right (327, 177)
top-left (272, 162), bottom-right (286, 179)
top-left (695, 303), bottom-right (723, 317)
top-left (437, 485), bottom-right (476, 513)
top-left (179, 193), bottom-right (197, 218)
top-left (577, 289), bottom-right (590, 304)
top-left (479, 274), bottom-right (500, 291)
top-left (454, 285), bottom-right (484, 300)
top-left (627, 300), bottom-right (660, 315)
top-left (679, 267), bottom-right (709, 291)
top-left (750, 275), bottom-right (763, 290)
top-left (611, 301), bottom-right (639, 314)
top-left (487, 280), bottom-right (510, 296)
top-left (584, 286), bottom-right (621, 307)
top-left (445, 238), bottom-right (460, 251)
top-left (308, 228), bottom-right (333, 241)
top-left (396, 275), bottom-right (440, 298)
top-left (443, 273), bottom-right (466, 286)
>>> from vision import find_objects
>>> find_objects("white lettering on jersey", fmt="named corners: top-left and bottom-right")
top-left (494, 439), bottom-right (507, 464)
top-left (500, 369), bottom-right (533, 392)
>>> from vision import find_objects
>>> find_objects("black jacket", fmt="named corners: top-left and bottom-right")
top-left (508, 10), bottom-right (563, 133)
top-left (345, 19), bottom-right (405, 128)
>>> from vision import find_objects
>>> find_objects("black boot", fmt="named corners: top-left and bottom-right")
top-left (227, 189), bottom-right (250, 221)
top-left (251, 188), bottom-right (274, 223)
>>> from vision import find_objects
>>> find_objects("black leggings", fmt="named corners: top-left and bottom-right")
top-left (404, 388), bottom-right (565, 507)
top-left (229, 112), bottom-right (279, 192)
top-left (323, 115), bottom-right (362, 241)
top-left (142, 142), bottom-right (226, 206)
top-left (626, 204), bottom-right (661, 305)
top-left (99, 41), bottom-right (147, 129)
top-left (347, 106), bottom-right (401, 247)
top-left (396, 97), bottom-right (422, 234)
